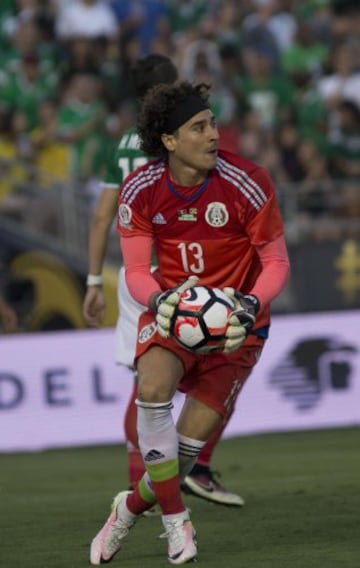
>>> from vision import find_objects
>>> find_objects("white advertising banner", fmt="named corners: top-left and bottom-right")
top-left (0, 310), bottom-right (359, 452)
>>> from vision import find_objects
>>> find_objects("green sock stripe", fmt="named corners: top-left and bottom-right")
top-left (146, 459), bottom-right (178, 482)
top-left (138, 478), bottom-right (156, 503)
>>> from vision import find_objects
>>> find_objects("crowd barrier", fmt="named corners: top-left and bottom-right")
top-left (0, 310), bottom-right (359, 452)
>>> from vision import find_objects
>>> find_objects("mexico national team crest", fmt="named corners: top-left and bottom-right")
top-left (205, 202), bottom-right (229, 227)
top-left (118, 204), bottom-right (132, 228)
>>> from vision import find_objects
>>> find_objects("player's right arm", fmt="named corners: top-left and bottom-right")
top-left (118, 161), bottom-right (198, 336)
top-left (83, 187), bottom-right (118, 327)
top-left (120, 233), bottom-right (198, 338)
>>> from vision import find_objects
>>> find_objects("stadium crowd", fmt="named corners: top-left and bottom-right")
top-left (0, 0), bottom-right (359, 241)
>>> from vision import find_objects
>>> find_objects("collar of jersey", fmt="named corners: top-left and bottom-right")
top-left (166, 177), bottom-right (209, 203)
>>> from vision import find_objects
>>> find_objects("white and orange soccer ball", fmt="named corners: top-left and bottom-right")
top-left (170, 286), bottom-right (234, 354)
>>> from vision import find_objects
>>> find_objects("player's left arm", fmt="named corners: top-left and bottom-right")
top-left (223, 168), bottom-right (290, 353)
top-left (244, 167), bottom-right (290, 308)
top-left (250, 234), bottom-right (290, 307)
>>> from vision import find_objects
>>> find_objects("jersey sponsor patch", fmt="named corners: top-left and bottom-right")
top-left (205, 202), bottom-right (229, 227)
top-left (118, 203), bottom-right (132, 227)
top-left (138, 322), bottom-right (156, 343)
top-left (178, 207), bottom-right (198, 221)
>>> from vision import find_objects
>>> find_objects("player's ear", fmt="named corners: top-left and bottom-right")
top-left (161, 132), bottom-right (176, 152)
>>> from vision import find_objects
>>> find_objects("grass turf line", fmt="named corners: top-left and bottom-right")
top-left (1, 427), bottom-right (359, 567)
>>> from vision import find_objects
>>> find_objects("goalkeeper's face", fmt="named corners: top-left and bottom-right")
top-left (165, 110), bottom-right (219, 175)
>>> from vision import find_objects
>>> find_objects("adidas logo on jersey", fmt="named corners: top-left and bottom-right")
top-left (144, 449), bottom-right (165, 462)
top-left (152, 212), bottom-right (166, 224)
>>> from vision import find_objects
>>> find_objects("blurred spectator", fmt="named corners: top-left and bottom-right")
top-left (218, 43), bottom-right (248, 117)
top-left (334, 182), bottom-right (360, 239)
top-left (57, 73), bottom-right (107, 181)
top-left (104, 100), bottom-right (137, 146)
top-left (60, 36), bottom-right (101, 82)
top-left (0, 50), bottom-right (58, 130)
top-left (0, 0), bottom-right (39, 44)
top-left (317, 41), bottom-right (360, 110)
top-left (0, 0), bottom-right (14, 50)
top-left (301, 0), bottom-right (333, 45)
top-left (0, 14), bottom-right (57, 77)
top-left (130, 1), bottom-right (170, 56)
top-left (241, 0), bottom-right (282, 68)
top-left (29, 98), bottom-right (72, 186)
top-left (109, 0), bottom-right (142, 38)
top-left (278, 13), bottom-right (330, 152)
top-left (297, 137), bottom-right (331, 185)
top-left (55, 0), bottom-right (118, 42)
top-left (331, 0), bottom-right (360, 43)
top-left (239, 44), bottom-right (295, 130)
top-left (281, 19), bottom-right (328, 78)
top-left (328, 100), bottom-right (360, 178)
top-left (192, 64), bottom-right (237, 127)
top-left (180, 37), bottom-right (222, 81)
top-left (0, 0), bottom-right (358, 252)
top-left (167, 0), bottom-right (208, 40)
top-left (0, 107), bottom-right (34, 216)
top-left (276, 120), bottom-right (304, 181)
top-left (238, 109), bottom-right (264, 161)
top-left (206, 0), bottom-right (242, 48)
top-left (266, 0), bottom-right (299, 52)
top-left (0, 107), bottom-right (27, 200)
top-left (296, 137), bottom-right (338, 242)
top-left (294, 73), bottom-right (329, 153)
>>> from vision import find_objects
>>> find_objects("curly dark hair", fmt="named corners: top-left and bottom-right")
top-left (136, 81), bottom-right (211, 158)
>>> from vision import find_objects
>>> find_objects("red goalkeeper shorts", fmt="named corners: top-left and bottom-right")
top-left (135, 310), bottom-right (265, 417)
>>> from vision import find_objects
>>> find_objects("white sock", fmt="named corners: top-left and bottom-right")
top-left (136, 399), bottom-right (178, 465)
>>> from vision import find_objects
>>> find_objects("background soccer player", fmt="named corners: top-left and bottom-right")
top-left (83, 54), bottom-right (245, 508)
top-left (90, 80), bottom-right (290, 565)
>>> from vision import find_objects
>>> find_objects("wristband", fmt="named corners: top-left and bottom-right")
top-left (86, 274), bottom-right (103, 286)
top-left (243, 294), bottom-right (260, 314)
top-left (149, 291), bottom-right (162, 312)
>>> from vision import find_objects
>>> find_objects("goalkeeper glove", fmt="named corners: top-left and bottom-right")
top-left (150, 275), bottom-right (199, 339)
top-left (222, 289), bottom-right (260, 354)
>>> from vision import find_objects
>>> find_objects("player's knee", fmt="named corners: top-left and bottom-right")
top-left (137, 380), bottom-right (173, 404)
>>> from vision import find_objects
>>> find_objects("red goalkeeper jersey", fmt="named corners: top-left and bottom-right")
top-left (117, 150), bottom-right (286, 329)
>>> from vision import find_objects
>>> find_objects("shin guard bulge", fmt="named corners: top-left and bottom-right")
top-left (136, 399), bottom-right (184, 514)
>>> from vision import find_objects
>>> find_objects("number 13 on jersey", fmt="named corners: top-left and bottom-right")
top-left (178, 242), bottom-right (204, 274)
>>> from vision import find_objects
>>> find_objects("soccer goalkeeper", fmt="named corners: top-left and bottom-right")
top-left (90, 80), bottom-right (289, 564)
top-left (84, 54), bottom-right (246, 509)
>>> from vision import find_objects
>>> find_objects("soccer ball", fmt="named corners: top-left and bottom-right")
top-left (170, 286), bottom-right (234, 354)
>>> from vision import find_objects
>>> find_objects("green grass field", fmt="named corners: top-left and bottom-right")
top-left (1, 427), bottom-right (359, 568)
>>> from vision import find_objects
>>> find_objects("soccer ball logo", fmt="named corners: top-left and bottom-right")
top-left (170, 286), bottom-right (234, 354)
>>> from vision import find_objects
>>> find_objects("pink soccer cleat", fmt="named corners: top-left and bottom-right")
top-left (90, 490), bottom-right (137, 565)
top-left (162, 513), bottom-right (197, 565)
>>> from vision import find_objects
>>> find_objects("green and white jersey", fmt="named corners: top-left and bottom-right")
top-left (102, 127), bottom-right (149, 189)
top-left (108, 127), bottom-right (156, 366)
